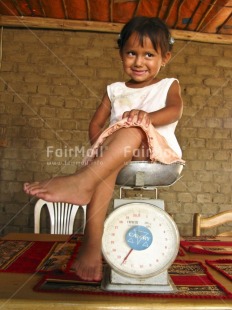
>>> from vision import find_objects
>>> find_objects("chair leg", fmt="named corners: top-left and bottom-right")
top-left (193, 213), bottom-right (201, 236)
top-left (82, 205), bottom-right (87, 233)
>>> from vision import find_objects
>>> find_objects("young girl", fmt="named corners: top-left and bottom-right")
top-left (24, 16), bottom-right (184, 282)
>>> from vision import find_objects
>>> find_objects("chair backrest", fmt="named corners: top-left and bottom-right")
top-left (34, 199), bottom-right (86, 234)
top-left (193, 211), bottom-right (232, 237)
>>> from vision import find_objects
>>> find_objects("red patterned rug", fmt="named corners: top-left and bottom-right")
top-left (1, 238), bottom-right (232, 299)
top-left (0, 238), bottom-right (80, 273)
top-left (34, 260), bottom-right (232, 299)
top-left (180, 240), bottom-right (232, 255)
top-left (206, 259), bottom-right (232, 281)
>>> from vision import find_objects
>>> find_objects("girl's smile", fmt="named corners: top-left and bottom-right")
top-left (132, 69), bottom-right (148, 76)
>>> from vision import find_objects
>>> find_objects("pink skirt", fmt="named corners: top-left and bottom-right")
top-left (83, 119), bottom-right (185, 165)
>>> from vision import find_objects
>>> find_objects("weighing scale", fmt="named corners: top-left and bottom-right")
top-left (101, 161), bottom-right (183, 293)
top-left (101, 199), bottom-right (180, 293)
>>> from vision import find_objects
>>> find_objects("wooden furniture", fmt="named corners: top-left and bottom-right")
top-left (193, 211), bottom-right (232, 237)
top-left (34, 199), bottom-right (86, 234)
top-left (1, 233), bottom-right (232, 310)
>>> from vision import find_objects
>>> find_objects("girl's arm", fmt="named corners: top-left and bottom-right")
top-left (150, 80), bottom-right (183, 126)
top-left (89, 92), bottom-right (111, 145)
top-left (123, 80), bottom-right (183, 127)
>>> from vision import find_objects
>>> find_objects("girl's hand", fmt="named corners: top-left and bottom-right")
top-left (122, 109), bottom-right (151, 127)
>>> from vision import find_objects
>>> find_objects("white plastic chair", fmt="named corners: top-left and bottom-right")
top-left (34, 199), bottom-right (87, 234)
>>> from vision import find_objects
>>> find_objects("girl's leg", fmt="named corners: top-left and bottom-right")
top-left (72, 139), bottom-right (151, 281)
top-left (24, 127), bottom-right (145, 205)
top-left (71, 166), bottom-right (122, 281)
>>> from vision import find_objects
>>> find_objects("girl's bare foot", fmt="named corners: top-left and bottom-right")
top-left (71, 241), bottom-right (103, 282)
top-left (23, 174), bottom-right (93, 205)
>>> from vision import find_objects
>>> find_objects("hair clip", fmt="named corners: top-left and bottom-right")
top-left (169, 36), bottom-right (175, 45)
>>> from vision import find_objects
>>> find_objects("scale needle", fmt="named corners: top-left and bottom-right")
top-left (121, 248), bottom-right (133, 265)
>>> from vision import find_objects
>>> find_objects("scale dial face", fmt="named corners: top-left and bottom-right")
top-left (102, 202), bottom-right (179, 279)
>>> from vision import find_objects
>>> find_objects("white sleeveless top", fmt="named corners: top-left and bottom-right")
top-left (107, 78), bottom-right (182, 157)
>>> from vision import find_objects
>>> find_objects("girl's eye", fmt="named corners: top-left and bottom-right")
top-left (146, 53), bottom-right (154, 58)
top-left (127, 51), bottom-right (135, 56)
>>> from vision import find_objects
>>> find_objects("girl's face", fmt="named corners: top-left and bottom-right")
top-left (120, 32), bottom-right (171, 86)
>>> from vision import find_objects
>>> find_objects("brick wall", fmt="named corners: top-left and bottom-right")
top-left (0, 28), bottom-right (231, 236)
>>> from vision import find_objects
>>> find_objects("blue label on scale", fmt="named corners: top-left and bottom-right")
top-left (125, 226), bottom-right (153, 251)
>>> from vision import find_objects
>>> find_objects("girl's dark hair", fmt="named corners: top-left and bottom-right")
top-left (118, 16), bottom-right (174, 57)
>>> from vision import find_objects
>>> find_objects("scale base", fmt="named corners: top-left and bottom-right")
top-left (101, 266), bottom-right (177, 293)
